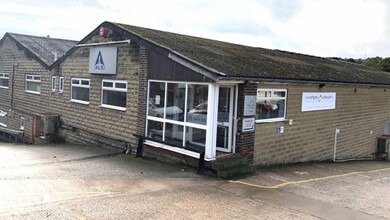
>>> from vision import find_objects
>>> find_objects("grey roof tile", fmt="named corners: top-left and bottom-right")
top-left (114, 22), bottom-right (390, 85)
top-left (8, 33), bottom-right (77, 66)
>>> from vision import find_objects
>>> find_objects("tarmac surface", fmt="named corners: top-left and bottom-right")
top-left (0, 142), bottom-right (389, 219)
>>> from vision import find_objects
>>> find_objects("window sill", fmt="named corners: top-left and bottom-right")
top-left (256, 118), bottom-right (288, 124)
top-left (70, 99), bottom-right (89, 105)
top-left (144, 140), bottom-right (215, 161)
top-left (25, 90), bottom-right (41, 95)
top-left (0, 86), bottom-right (9, 89)
top-left (0, 123), bottom-right (7, 128)
top-left (100, 104), bottom-right (126, 111)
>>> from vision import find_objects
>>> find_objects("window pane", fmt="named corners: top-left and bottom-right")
top-left (72, 79), bottom-right (79, 85)
top-left (185, 127), bottom-right (206, 149)
top-left (72, 87), bottom-right (89, 102)
top-left (0, 79), bottom-right (8, 87)
top-left (27, 82), bottom-right (41, 92)
top-left (59, 78), bottom-right (64, 91)
top-left (147, 120), bottom-right (163, 141)
top-left (187, 84), bottom-right (208, 125)
top-left (166, 83), bottom-right (185, 121)
top-left (26, 75), bottom-right (33, 80)
top-left (34, 76), bottom-right (41, 81)
top-left (165, 123), bottom-right (183, 146)
top-left (116, 82), bottom-right (126, 89)
top-left (256, 99), bottom-right (285, 120)
top-left (81, 80), bottom-right (89, 86)
top-left (103, 81), bottom-right (113, 87)
top-left (274, 91), bottom-right (286, 98)
top-left (102, 90), bottom-right (127, 108)
top-left (148, 82), bottom-right (165, 118)
top-left (257, 90), bottom-right (271, 98)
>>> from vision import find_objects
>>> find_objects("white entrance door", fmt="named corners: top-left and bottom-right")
top-left (216, 86), bottom-right (235, 152)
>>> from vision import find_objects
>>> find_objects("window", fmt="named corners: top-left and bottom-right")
top-left (59, 77), bottom-right (64, 93)
top-left (0, 73), bottom-right (9, 89)
top-left (20, 117), bottom-right (25, 130)
top-left (25, 75), bottom-right (41, 94)
top-left (256, 89), bottom-right (287, 122)
top-left (101, 80), bottom-right (127, 110)
top-left (51, 76), bottom-right (56, 92)
top-left (0, 110), bottom-right (7, 127)
top-left (147, 81), bottom-right (209, 150)
top-left (71, 78), bottom-right (90, 104)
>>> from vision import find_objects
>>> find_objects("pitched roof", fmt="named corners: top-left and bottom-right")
top-left (6, 33), bottom-right (78, 67)
top-left (112, 22), bottom-right (390, 86)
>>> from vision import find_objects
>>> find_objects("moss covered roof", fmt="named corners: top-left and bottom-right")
top-left (7, 33), bottom-right (77, 67)
top-left (114, 22), bottom-right (390, 85)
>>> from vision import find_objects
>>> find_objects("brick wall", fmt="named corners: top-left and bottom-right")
top-left (137, 46), bottom-right (148, 136)
top-left (235, 83), bottom-right (256, 164)
top-left (0, 35), bottom-right (49, 140)
top-left (48, 35), bottom-right (141, 151)
top-left (254, 84), bottom-right (390, 166)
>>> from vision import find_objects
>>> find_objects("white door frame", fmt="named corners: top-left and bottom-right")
top-left (216, 85), bottom-right (235, 153)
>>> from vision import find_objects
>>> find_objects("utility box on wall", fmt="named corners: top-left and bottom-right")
top-left (376, 136), bottom-right (390, 160)
top-left (38, 113), bottom-right (60, 139)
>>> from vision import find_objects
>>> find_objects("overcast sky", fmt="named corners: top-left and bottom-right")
top-left (0, 0), bottom-right (389, 59)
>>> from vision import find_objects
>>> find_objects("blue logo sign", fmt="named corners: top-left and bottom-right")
top-left (94, 51), bottom-right (105, 70)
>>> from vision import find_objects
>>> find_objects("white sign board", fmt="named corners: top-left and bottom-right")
top-left (301, 92), bottom-right (336, 112)
top-left (89, 47), bottom-right (117, 74)
top-left (242, 118), bottom-right (255, 132)
top-left (244, 95), bottom-right (256, 116)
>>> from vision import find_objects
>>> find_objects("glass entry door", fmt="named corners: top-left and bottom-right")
top-left (216, 86), bottom-right (234, 152)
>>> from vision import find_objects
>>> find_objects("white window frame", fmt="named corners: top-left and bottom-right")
top-left (256, 89), bottom-right (287, 123)
top-left (70, 78), bottom-right (90, 105)
top-left (0, 110), bottom-right (7, 127)
top-left (101, 79), bottom-right (128, 111)
top-left (59, 77), bottom-right (64, 93)
top-left (146, 80), bottom-right (213, 157)
top-left (0, 73), bottom-right (9, 89)
top-left (20, 117), bottom-right (25, 130)
top-left (25, 75), bottom-right (41, 94)
top-left (51, 76), bottom-right (56, 92)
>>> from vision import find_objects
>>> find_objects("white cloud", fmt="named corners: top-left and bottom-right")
top-left (0, 0), bottom-right (389, 58)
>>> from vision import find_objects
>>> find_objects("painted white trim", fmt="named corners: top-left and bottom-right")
top-left (205, 84), bottom-right (217, 159)
top-left (101, 79), bottom-right (128, 110)
top-left (256, 88), bottom-right (287, 123)
top-left (70, 99), bottom-right (89, 105)
top-left (25, 90), bottom-right (41, 95)
top-left (71, 78), bottom-right (90, 103)
top-left (59, 77), bottom-right (64, 93)
top-left (0, 122), bottom-right (7, 128)
top-left (19, 117), bottom-right (25, 130)
top-left (100, 104), bottom-right (126, 111)
top-left (145, 140), bottom-right (215, 161)
top-left (233, 85), bottom-right (238, 154)
top-left (51, 76), bottom-right (56, 92)
top-left (25, 74), bottom-right (41, 94)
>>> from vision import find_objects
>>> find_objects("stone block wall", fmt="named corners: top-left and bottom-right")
top-left (254, 84), bottom-right (390, 166)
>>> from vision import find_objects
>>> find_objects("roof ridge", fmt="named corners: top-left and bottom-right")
top-left (7, 32), bottom-right (78, 43)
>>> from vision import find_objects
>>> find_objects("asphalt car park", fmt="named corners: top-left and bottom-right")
top-left (0, 142), bottom-right (389, 219)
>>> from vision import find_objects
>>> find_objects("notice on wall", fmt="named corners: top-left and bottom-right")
top-left (244, 95), bottom-right (256, 116)
top-left (301, 92), bottom-right (336, 112)
top-left (89, 46), bottom-right (117, 74)
top-left (242, 118), bottom-right (255, 132)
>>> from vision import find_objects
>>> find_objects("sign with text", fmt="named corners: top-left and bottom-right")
top-left (301, 92), bottom-right (336, 112)
top-left (242, 117), bottom-right (255, 132)
top-left (244, 95), bottom-right (256, 116)
top-left (89, 46), bottom-right (117, 74)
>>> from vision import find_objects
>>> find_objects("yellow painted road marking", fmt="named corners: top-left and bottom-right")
top-left (229, 167), bottom-right (390, 189)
